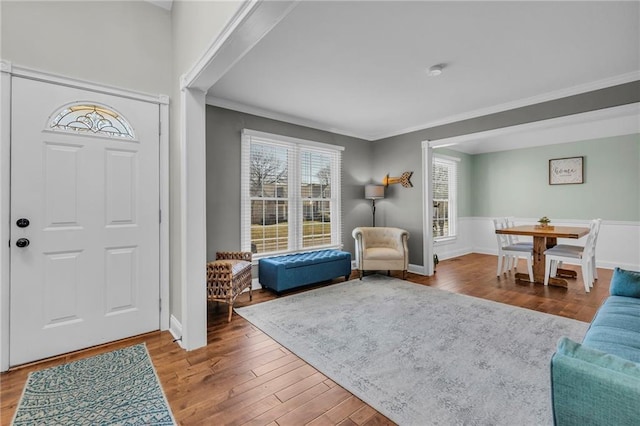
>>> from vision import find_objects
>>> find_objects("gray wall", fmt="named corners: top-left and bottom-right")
top-left (206, 106), bottom-right (372, 260)
top-left (372, 81), bottom-right (640, 266)
top-left (471, 134), bottom-right (640, 221)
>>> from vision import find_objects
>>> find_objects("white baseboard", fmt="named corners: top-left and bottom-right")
top-left (169, 315), bottom-right (184, 349)
top-left (408, 263), bottom-right (426, 275)
top-left (436, 248), bottom-right (473, 261)
top-left (251, 277), bottom-right (261, 290)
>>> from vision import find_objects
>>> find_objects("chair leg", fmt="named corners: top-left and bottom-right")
top-left (544, 257), bottom-right (552, 286)
top-left (497, 253), bottom-right (504, 277)
top-left (227, 304), bottom-right (233, 322)
top-left (526, 257), bottom-right (534, 282)
top-left (249, 286), bottom-right (253, 301)
top-left (359, 270), bottom-right (363, 280)
top-left (581, 262), bottom-right (591, 293)
top-left (592, 255), bottom-right (598, 281)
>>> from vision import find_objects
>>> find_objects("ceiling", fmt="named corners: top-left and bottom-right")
top-left (207, 1), bottom-right (640, 144)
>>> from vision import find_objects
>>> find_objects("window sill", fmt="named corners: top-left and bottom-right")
top-left (250, 244), bottom-right (344, 263)
top-left (434, 236), bottom-right (457, 246)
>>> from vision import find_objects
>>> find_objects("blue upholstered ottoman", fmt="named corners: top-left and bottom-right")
top-left (259, 250), bottom-right (352, 293)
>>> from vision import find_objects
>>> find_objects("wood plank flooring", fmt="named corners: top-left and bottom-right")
top-left (0, 253), bottom-right (612, 425)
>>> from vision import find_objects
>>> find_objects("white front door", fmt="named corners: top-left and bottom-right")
top-left (9, 77), bottom-right (160, 366)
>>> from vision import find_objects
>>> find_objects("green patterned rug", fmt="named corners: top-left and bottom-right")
top-left (12, 343), bottom-right (175, 425)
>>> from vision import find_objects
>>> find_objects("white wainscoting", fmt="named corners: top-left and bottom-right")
top-left (464, 217), bottom-right (640, 271)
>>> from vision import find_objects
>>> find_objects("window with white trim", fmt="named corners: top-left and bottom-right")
top-left (241, 130), bottom-right (343, 257)
top-left (432, 155), bottom-right (458, 240)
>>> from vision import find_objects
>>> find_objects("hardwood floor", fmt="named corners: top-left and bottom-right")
top-left (0, 253), bottom-right (611, 425)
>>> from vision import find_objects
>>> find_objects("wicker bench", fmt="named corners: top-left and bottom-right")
top-left (206, 251), bottom-right (252, 322)
top-left (259, 249), bottom-right (352, 293)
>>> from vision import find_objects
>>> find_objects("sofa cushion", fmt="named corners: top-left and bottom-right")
top-left (551, 337), bottom-right (640, 425)
top-left (582, 295), bottom-right (640, 363)
top-left (556, 337), bottom-right (640, 378)
top-left (610, 267), bottom-right (640, 298)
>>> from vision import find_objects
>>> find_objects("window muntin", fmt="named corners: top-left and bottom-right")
top-left (50, 103), bottom-right (135, 139)
top-left (433, 156), bottom-right (458, 240)
top-left (242, 130), bottom-right (342, 257)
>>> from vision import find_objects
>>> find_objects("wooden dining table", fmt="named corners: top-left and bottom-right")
top-left (495, 225), bottom-right (590, 287)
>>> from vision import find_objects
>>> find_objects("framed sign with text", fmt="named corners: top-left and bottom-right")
top-left (549, 156), bottom-right (584, 185)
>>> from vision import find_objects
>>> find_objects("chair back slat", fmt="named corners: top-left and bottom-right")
top-left (493, 218), bottom-right (510, 248)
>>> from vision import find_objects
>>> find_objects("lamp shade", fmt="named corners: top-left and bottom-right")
top-left (364, 184), bottom-right (385, 200)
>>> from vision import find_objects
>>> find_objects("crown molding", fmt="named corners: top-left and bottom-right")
top-left (424, 102), bottom-right (640, 152)
top-left (373, 71), bottom-right (640, 141)
top-left (206, 95), bottom-right (371, 141)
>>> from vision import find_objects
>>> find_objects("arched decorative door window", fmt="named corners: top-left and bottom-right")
top-left (49, 102), bottom-right (135, 139)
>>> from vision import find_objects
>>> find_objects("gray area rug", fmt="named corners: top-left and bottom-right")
top-left (236, 275), bottom-right (589, 425)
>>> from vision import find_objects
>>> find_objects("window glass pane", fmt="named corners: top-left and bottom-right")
top-left (433, 161), bottom-right (451, 238)
top-left (50, 103), bottom-right (134, 139)
top-left (242, 131), bottom-right (342, 256)
top-left (250, 144), bottom-right (288, 198)
top-left (301, 151), bottom-right (331, 199)
top-left (251, 199), bottom-right (289, 253)
top-left (302, 200), bottom-right (331, 248)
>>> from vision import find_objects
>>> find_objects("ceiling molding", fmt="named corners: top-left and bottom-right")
top-left (426, 102), bottom-right (640, 154)
top-left (210, 71), bottom-right (639, 143)
top-left (374, 71), bottom-right (640, 141)
top-left (145, 0), bottom-right (172, 11)
top-left (206, 95), bottom-right (370, 140)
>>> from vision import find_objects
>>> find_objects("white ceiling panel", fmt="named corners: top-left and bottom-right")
top-left (208, 1), bottom-right (640, 141)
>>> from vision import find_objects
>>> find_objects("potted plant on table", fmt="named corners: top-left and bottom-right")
top-left (537, 216), bottom-right (551, 228)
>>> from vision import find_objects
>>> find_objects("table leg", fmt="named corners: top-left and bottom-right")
top-left (514, 235), bottom-right (568, 287)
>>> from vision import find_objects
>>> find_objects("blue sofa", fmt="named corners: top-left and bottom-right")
top-left (258, 249), bottom-right (352, 293)
top-left (550, 267), bottom-right (640, 425)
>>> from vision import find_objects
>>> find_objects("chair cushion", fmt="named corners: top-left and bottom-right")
top-left (544, 246), bottom-right (583, 258)
top-left (504, 244), bottom-right (532, 252)
top-left (609, 267), bottom-right (640, 298)
top-left (225, 259), bottom-right (251, 276)
top-left (364, 247), bottom-right (403, 260)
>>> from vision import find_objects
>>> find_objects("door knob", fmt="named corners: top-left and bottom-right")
top-left (16, 218), bottom-right (30, 228)
top-left (15, 238), bottom-right (30, 248)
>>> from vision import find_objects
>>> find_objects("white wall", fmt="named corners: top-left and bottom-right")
top-left (1, 1), bottom-right (172, 95)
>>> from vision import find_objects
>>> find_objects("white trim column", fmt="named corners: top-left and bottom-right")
top-left (178, 0), bottom-right (298, 351)
top-left (0, 61), bottom-right (12, 371)
top-left (159, 96), bottom-right (170, 331)
top-left (180, 86), bottom-right (208, 350)
top-left (422, 140), bottom-right (435, 276)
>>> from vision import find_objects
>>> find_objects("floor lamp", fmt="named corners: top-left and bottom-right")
top-left (365, 184), bottom-right (385, 227)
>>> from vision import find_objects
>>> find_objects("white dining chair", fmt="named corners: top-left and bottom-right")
top-left (493, 218), bottom-right (534, 281)
top-left (543, 219), bottom-right (600, 292)
top-left (554, 218), bottom-right (602, 283)
top-left (504, 217), bottom-right (533, 248)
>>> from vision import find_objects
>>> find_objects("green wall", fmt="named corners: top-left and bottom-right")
top-left (471, 134), bottom-right (639, 221)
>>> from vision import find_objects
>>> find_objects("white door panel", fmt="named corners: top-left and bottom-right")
top-left (10, 77), bottom-right (160, 366)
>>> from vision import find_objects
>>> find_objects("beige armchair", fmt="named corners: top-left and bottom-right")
top-left (352, 227), bottom-right (409, 279)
